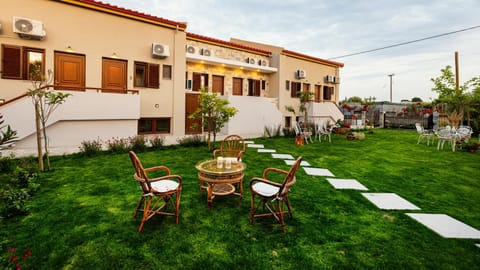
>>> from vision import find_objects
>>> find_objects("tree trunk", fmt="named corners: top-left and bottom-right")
top-left (34, 103), bottom-right (44, 171)
top-left (42, 122), bottom-right (50, 170)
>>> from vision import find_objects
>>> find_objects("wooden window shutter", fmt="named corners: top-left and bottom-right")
top-left (148, 64), bottom-right (159, 88)
top-left (1, 44), bottom-right (22, 79)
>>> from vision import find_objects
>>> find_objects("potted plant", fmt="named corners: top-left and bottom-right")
top-left (334, 119), bottom-right (351, 135)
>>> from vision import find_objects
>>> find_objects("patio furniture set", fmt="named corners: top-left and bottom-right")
top-left (129, 134), bottom-right (302, 233)
top-left (416, 123), bottom-right (474, 152)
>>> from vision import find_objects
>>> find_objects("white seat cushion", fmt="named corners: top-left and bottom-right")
top-left (252, 182), bottom-right (279, 197)
top-left (151, 180), bottom-right (179, 192)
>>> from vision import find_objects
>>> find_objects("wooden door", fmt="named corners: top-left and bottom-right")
top-left (54, 52), bottom-right (85, 89)
top-left (315, 85), bottom-right (322, 102)
top-left (185, 93), bottom-right (202, 134)
top-left (232, 77), bottom-right (243, 96)
top-left (212, 75), bottom-right (224, 95)
top-left (192, 72), bottom-right (208, 91)
top-left (102, 58), bottom-right (127, 91)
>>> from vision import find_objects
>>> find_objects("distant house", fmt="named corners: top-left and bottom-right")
top-left (0, 0), bottom-right (343, 156)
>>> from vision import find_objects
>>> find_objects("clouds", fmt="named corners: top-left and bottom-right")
top-left (104, 0), bottom-right (479, 102)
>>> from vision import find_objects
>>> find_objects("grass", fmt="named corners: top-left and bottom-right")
top-left (1, 129), bottom-right (479, 269)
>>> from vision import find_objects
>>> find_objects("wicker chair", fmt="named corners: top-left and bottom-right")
top-left (249, 156), bottom-right (302, 233)
top-left (212, 134), bottom-right (245, 161)
top-left (129, 151), bottom-right (182, 233)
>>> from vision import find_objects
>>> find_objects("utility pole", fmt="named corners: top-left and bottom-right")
top-left (388, 73), bottom-right (394, 103)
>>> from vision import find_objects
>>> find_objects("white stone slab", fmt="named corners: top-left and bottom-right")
top-left (257, 149), bottom-right (276, 153)
top-left (303, 167), bottom-right (334, 177)
top-left (272, 154), bottom-right (294, 159)
top-left (476, 243), bottom-right (480, 248)
top-left (361, 193), bottom-right (420, 210)
top-left (244, 140), bottom-right (255, 144)
top-left (326, 178), bottom-right (368, 190)
top-left (247, 144), bottom-right (264, 148)
top-left (406, 213), bottom-right (480, 239)
top-left (285, 160), bottom-right (310, 166)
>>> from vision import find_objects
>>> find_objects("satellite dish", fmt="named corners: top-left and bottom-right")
top-left (15, 19), bottom-right (33, 33)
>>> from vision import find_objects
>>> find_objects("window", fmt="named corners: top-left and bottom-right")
top-left (248, 79), bottom-right (260, 96)
top-left (314, 84), bottom-right (322, 102)
top-left (285, 116), bottom-right (291, 128)
top-left (192, 72), bottom-right (208, 91)
top-left (261, 80), bottom-right (266, 90)
top-left (323, 86), bottom-right (334, 100)
top-left (1, 44), bottom-right (45, 80)
top-left (285, 80), bottom-right (290, 90)
top-left (138, 118), bottom-right (171, 134)
top-left (290, 82), bottom-right (301, 98)
top-left (162, 64), bottom-right (172, 80)
top-left (134, 61), bottom-right (159, 88)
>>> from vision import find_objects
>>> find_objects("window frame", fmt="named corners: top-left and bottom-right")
top-left (134, 61), bottom-right (159, 89)
top-left (1, 44), bottom-right (45, 80)
top-left (138, 118), bottom-right (171, 134)
top-left (162, 64), bottom-right (172, 80)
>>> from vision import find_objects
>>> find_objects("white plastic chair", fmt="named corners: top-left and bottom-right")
top-left (436, 127), bottom-right (456, 152)
top-left (415, 123), bottom-right (434, 146)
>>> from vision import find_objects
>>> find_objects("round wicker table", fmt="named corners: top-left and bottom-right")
top-left (196, 159), bottom-right (246, 209)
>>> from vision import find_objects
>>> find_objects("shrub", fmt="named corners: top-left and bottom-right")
top-left (78, 139), bottom-right (103, 156)
top-left (106, 137), bottom-right (131, 153)
top-left (264, 125), bottom-right (282, 138)
top-left (130, 135), bottom-right (147, 152)
top-left (0, 160), bottom-right (39, 218)
top-left (282, 127), bottom-right (296, 137)
top-left (149, 136), bottom-right (165, 149)
top-left (177, 135), bottom-right (206, 147)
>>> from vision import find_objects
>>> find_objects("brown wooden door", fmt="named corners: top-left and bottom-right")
top-left (212, 75), bottom-right (224, 95)
top-left (102, 58), bottom-right (127, 91)
top-left (54, 52), bottom-right (85, 89)
top-left (232, 77), bottom-right (243, 96)
top-left (185, 93), bottom-right (202, 134)
top-left (192, 72), bottom-right (208, 91)
top-left (315, 85), bottom-right (322, 102)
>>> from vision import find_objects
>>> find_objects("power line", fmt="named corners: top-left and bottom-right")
top-left (329, 25), bottom-right (480, 60)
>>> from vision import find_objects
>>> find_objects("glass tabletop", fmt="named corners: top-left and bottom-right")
top-left (196, 159), bottom-right (245, 175)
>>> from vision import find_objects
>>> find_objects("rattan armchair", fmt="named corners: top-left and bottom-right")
top-left (129, 151), bottom-right (182, 233)
top-left (249, 156), bottom-right (302, 233)
top-left (212, 134), bottom-right (246, 161)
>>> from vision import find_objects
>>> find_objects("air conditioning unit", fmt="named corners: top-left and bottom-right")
top-left (246, 57), bottom-right (256, 65)
top-left (296, 70), bottom-right (306, 79)
top-left (258, 59), bottom-right (268, 66)
top-left (333, 76), bottom-right (341, 84)
top-left (325, 75), bottom-right (334, 83)
top-left (200, 48), bottom-right (211, 56)
top-left (186, 45), bottom-right (197, 54)
top-left (152, 43), bottom-right (170, 58)
top-left (13, 16), bottom-right (46, 39)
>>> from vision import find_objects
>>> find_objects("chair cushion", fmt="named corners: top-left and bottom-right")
top-left (252, 182), bottom-right (279, 197)
top-left (151, 180), bottom-right (179, 192)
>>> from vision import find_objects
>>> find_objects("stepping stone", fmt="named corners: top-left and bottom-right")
top-left (258, 149), bottom-right (276, 153)
top-left (361, 193), bottom-right (420, 210)
top-left (326, 178), bottom-right (368, 190)
top-left (285, 160), bottom-right (310, 166)
top-left (272, 154), bottom-right (294, 159)
top-left (476, 244), bottom-right (480, 248)
top-left (247, 144), bottom-right (264, 148)
top-left (244, 140), bottom-right (255, 144)
top-left (406, 213), bottom-right (480, 239)
top-left (303, 167), bottom-right (334, 177)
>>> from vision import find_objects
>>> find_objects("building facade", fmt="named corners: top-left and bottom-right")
top-left (0, 0), bottom-right (343, 156)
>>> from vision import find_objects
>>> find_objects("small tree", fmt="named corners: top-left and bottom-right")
top-left (28, 70), bottom-right (71, 171)
top-left (285, 91), bottom-right (315, 124)
top-left (189, 88), bottom-right (238, 151)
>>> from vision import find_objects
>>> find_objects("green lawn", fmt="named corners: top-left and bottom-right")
top-left (1, 129), bottom-right (479, 269)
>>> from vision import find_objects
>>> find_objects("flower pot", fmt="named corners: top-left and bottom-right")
top-left (334, 127), bottom-right (351, 135)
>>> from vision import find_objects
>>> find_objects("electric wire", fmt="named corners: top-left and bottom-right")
top-left (329, 25), bottom-right (480, 60)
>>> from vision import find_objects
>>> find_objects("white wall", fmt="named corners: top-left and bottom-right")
top-left (220, 95), bottom-right (282, 137)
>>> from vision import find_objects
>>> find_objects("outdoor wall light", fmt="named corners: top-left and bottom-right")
top-left (111, 53), bottom-right (118, 58)
top-left (65, 46), bottom-right (73, 52)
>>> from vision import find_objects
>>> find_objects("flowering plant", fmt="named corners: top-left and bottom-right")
top-left (1, 247), bottom-right (31, 269)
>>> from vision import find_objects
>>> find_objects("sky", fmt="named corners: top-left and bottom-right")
top-left (104, 0), bottom-right (480, 102)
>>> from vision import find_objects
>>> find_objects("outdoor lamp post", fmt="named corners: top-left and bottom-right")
top-left (388, 73), bottom-right (394, 103)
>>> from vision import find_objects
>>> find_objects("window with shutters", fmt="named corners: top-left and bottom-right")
top-left (134, 61), bottom-right (159, 88)
top-left (290, 82), bottom-right (301, 98)
top-left (138, 118), bottom-right (171, 134)
top-left (1, 44), bottom-right (45, 80)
